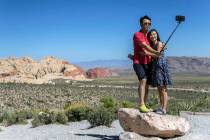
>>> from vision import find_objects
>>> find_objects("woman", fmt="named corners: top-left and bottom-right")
top-left (147, 29), bottom-right (172, 115)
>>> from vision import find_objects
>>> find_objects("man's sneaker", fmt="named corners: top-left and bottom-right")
top-left (139, 104), bottom-right (149, 113)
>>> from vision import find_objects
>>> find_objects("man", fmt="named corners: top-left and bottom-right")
top-left (132, 15), bottom-right (160, 113)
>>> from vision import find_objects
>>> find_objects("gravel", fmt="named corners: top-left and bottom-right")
top-left (0, 120), bottom-right (123, 140)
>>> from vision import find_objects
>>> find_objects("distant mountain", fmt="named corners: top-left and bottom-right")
top-left (167, 56), bottom-right (210, 74)
top-left (74, 57), bottom-right (210, 74)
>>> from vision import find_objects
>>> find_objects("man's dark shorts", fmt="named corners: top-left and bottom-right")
top-left (133, 63), bottom-right (152, 84)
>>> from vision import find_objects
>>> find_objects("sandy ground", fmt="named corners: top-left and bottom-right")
top-left (0, 112), bottom-right (210, 140)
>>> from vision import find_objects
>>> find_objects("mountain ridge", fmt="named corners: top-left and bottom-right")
top-left (74, 56), bottom-right (210, 74)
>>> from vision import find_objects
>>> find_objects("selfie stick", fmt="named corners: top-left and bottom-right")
top-left (161, 15), bottom-right (185, 52)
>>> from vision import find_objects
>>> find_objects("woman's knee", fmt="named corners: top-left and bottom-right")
top-left (158, 86), bottom-right (167, 93)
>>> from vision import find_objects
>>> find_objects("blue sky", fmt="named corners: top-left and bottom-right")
top-left (0, 0), bottom-right (209, 62)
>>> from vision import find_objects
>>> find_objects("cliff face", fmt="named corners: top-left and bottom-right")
top-left (0, 56), bottom-right (87, 84)
top-left (86, 68), bottom-right (113, 78)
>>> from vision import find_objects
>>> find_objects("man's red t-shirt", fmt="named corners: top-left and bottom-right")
top-left (133, 31), bottom-right (152, 64)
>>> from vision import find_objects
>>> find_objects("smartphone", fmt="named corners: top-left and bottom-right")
top-left (176, 15), bottom-right (185, 22)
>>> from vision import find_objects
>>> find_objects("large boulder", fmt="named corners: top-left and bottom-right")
top-left (118, 108), bottom-right (190, 138)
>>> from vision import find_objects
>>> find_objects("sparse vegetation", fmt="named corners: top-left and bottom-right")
top-left (64, 102), bottom-right (92, 122)
top-left (0, 74), bottom-right (210, 127)
top-left (87, 106), bottom-right (115, 127)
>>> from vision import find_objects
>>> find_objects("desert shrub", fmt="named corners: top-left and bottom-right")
top-left (87, 106), bottom-right (115, 127)
top-left (177, 102), bottom-right (195, 112)
top-left (100, 96), bottom-right (119, 117)
top-left (120, 100), bottom-right (136, 108)
top-left (168, 95), bottom-right (210, 115)
top-left (190, 95), bottom-right (210, 112)
top-left (0, 110), bottom-right (35, 126)
top-left (147, 93), bottom-right (159, 109)
top-left (0, 113), bottom-right (3, 123)
top-left (100, 96), bottom-right (117, 109)
top-left (31, 115), bottom-right (41, 127)
top-left (2, 111), bottom-right (17, 126)
top-left (15, 110), bottom-right (33, 123)
top-left (39, 111), bottom-right (57, 124)
top-left (31, 111), bottom-right (56, 127)
top-left (167, 101), bottom-right (179, 115)
top-left (63, 102), bottom-right (72, 110)
top-left (64, 102), bottom-right (92, 122)
top-left (56, 111), bottom-right (68, 124)
top-left (31, 111), bottom-right (68, 127)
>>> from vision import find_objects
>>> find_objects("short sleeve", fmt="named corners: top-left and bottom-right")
top-left (133, 33), bottom-right (145, 44)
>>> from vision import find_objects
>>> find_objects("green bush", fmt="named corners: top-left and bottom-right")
top-left (31, 115), bottom-right (41, 127)
top-left (100, 96), bottom-right (119, 119)
top-left (0, 112), bottom-right (3, 123)
top-left (2, 111), bottom-right (17, 126)
top-left (31, 111), bottom-right (56, 127)
top-left (121, 100), bottom-right (136, 108)
top-left (177, 102), bottom-right (194, 111)
top-left (64, 102), bottom-right (92, 122)
top-left (87, 106), bottom-right (115, 127)
top-left (196, 95), bottom-right (210, 108)
top-left (63, 101), bottom-right (72, 110)
top-left (56, 111), bottom-right (68, 124)
top-left (15, 110), bottom-right (33, 124)
top-left (100, 96), bottom-right (117, 108)
top-left (38, 111), bottom-right (57, 125)
top-left (31, 111), bottom-right (68, 127)
top-left (147, 94), bottom-right (159, 109)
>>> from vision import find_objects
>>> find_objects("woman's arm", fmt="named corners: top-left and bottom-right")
top-left (157, 42), bottom-right (164, 52)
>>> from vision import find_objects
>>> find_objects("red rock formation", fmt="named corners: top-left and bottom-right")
top-left (0, 71), bottom-right (17, 78)
top-left (63, 65), bottom-right (86, 78)
top-left (0, 56), bottom-right (88, 84)
top-left (86, 68), bottom-right (112, 78)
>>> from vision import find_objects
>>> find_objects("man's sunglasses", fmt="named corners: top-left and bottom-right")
top-left (143, 22), bottom-right (151, 26)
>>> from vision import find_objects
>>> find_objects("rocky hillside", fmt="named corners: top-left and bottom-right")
top-left (0, 56), bottom-right (88, 84)
top-left (167, 56), bottom-right (210, 74)
top-left (75, 56), bottom-right (210, 74)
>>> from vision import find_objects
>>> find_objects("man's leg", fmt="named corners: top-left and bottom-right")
top-left (139, 78), bottom-right (147, 106)
top-left (144, 84), bottom-right (149, 103)
top-left (133, 64), bottom-right (149, 113)
top-left (139, 78), bottom-right (150, 113)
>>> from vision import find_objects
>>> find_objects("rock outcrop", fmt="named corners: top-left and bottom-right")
top-left (118, 108), bottom-right (190, 138)
top-left (86, 67), bottom-right (113, 78)
top-left (0, 56), bottom-right (88, 84)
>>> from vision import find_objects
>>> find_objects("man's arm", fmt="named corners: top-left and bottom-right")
top-left (139, 42), bottom-right (160, 55)
top-left (140, 49), bottom-right (159, 58)
top-left (133, 33), bottom-right (160, 57)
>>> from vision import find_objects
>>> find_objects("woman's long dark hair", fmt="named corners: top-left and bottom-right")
top-left (147, 29), bottom-right (161, 46)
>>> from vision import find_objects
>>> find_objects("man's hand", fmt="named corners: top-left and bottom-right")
top-left (128, 54), bottom-right (134, 60)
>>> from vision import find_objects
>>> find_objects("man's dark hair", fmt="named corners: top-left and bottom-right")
top-left (140, 15), bottom-right (151, 24)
